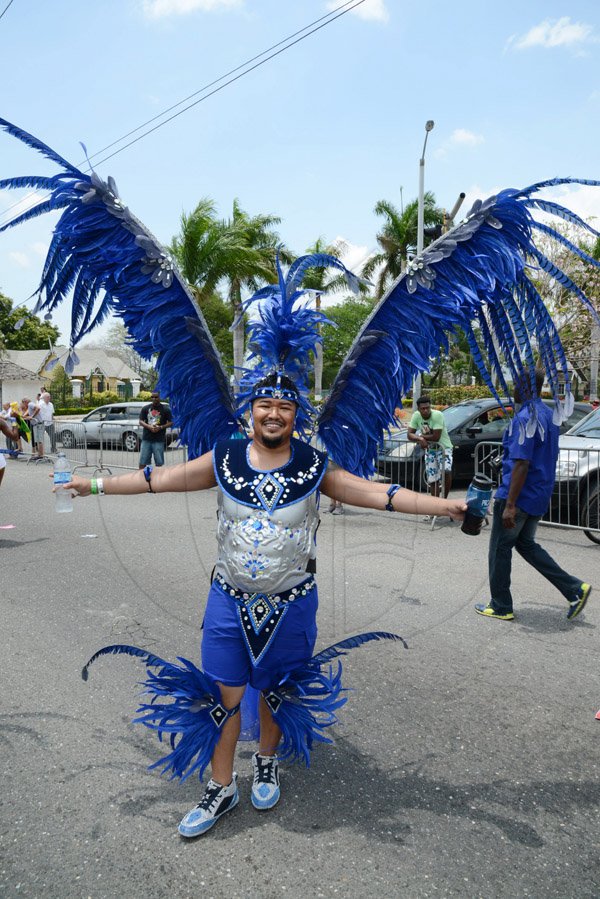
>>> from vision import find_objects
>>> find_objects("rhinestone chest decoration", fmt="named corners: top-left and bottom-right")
top-left (255, 473), bottom-right (284, 511)
top-left (216, 438), bottom-right (326, 513)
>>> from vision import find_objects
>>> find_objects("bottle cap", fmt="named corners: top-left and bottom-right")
top-left (472, 473), bottom-right (493, 490)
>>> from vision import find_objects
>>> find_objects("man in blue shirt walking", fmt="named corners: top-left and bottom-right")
top-left (475, 369), bottom-right (591, 622)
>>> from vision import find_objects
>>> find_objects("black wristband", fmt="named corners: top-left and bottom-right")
top-left (385, 484), bottom-right (401, 511)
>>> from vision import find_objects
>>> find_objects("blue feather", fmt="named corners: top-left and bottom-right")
top-left (524, 197), bottom-right (599, 236)
top-left (236, 252), bottom-right (359, 436)
top-left (0, 117), bottom-right (83, 175)
top-left (310, 630), bottom-right (407, 665)
top-left (82, 643), bottom-right (233, 782)
top-left (81, 643), bottom-right (175, 681)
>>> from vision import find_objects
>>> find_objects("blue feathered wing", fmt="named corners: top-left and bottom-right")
top-left (317, 181), bottom-right (600, 476)
top-left (0, 117), bottom-right (239, 457)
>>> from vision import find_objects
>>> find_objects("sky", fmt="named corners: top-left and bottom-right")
top-left (0, 0), bottom-right (599, 344)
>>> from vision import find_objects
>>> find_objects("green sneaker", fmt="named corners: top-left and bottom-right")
top-left (475, 603), bottom-right (514, 621)
top-left (567, 584), bottom-right (592, 620)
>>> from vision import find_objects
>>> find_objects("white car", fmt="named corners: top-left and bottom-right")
top-left (56, 402), bottom-right (178, 453)
top-left (552, 407), bottom-right (600, 544)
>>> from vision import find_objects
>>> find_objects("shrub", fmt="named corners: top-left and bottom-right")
top-left (416, 385), bottom-right (493, 406)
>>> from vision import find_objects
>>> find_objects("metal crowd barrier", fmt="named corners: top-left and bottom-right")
top-left (474, 441), bottom-right (600, 544)
top-left (55, 421), bottom-right (90, 470)
top-left (95, 423), bottom-right (187, 473)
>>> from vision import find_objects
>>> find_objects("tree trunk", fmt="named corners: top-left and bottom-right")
top-left (231, 282), bottom-right (244, 387)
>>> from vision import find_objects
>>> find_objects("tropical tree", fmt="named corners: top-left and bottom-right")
top-left (0, 291), bottom-right (59, 351)
top-left (361, 192), bottom-right (444, 298)
top-left (170, 198), bottom-right (284, 379)
top-left (221, 200), bottom-right (285, 379)
top-left (321, 294), bottom-right (377, 390)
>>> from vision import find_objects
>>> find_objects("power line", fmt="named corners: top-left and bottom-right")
top-left (0, 0), bottom-right (365, 226)
top-left (90, 0), bottom-right (364, 164)
top-left (0, 0), bottom-right (15, 22)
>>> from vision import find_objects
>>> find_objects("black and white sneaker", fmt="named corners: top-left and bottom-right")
top-left (178, 773), bottom-right (239, 837)
top-left (251, 752), bottom-right (280, 810)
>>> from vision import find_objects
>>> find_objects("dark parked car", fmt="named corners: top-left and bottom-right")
top-left (56, 402), bottom-right (178, 453)
top-left (377, 398), bottom-right (591, 489)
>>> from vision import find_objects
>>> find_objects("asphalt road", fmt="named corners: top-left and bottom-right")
top-left (1, 457), bottom-right (599, 899)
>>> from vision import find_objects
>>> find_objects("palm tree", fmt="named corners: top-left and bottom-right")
top-left (221, 200), bottom-right (285, 379)
top-left (362, 192), bottom-right (443, 298)
top-left (170, 198), bottom-right (285, 379)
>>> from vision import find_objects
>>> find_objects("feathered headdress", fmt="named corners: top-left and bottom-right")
top-left (1, 117), bottom-right (599, 474)
top-left (236, 251), bottom-right (362, 434)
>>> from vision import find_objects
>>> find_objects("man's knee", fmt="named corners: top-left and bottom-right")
top-left (217, 682), bottom-right (246, 709)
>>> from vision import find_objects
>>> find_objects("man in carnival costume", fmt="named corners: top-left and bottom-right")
top-left (1, 119), bottom-right (598, 837)
top-left (66, 370), bottom-right (466, 837)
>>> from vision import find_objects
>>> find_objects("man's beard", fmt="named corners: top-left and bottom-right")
top-left (262, 433), bottom-right (284, 449)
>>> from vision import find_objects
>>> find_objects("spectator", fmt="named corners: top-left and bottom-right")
top-left (138, 392), bottom-right (173, 469)
top-left (408, 396), bottom-right (453, 499)
top-left (38, 391), bottom-right (56, 452)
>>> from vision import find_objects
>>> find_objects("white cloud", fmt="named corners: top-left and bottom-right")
top-left (434, 129), bottom-right (484, 159)
top-left (449, 128), bottom-right (484, 148)
top-left (32, 241), bottom-right (49, 259)
top-left (540, 183), bottom-right (600, 228)
top-left (326, 0), bottom-right (389, 24)
top-left (9, 251), bottom-right (31, 269)
top-left (508, 17), bottom-right (597, 52)
top-left (142, 0), bottom-right (242, 19)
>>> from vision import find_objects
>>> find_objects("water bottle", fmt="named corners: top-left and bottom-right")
top-left (54, 451), bottom-right (73, 513)
top-left (461, 473), bottom-right (493, 536)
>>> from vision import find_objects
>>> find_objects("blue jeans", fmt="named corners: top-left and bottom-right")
top-left (489, 499), bottom-right (582, 614)
top-left (139, 439), bottom-right (165, 467)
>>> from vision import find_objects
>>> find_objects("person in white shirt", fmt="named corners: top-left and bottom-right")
top-left (22, 397), bottom-right (44, 459)
top-left (38, 391), bottom-right (56, 452)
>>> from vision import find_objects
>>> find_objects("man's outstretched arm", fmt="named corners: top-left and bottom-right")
top-left (320, 467), bottom-right (466, 520)
top-left (64, 451), bottom-right (217, 497)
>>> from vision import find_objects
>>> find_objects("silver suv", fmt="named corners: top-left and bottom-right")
top-left (56, 402), bottom-right (177, 452)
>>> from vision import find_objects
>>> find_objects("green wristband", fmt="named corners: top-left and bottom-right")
top-left (90, 478), bottom-right (98, 496)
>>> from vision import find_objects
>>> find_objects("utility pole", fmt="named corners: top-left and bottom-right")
top-left (413, 120), bottom-right (435, 411)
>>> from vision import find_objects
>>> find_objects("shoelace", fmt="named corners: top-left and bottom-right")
top-left (255, 758), bottom-right (277, 785)
top-left (198, 781), bottom-right (229, 812)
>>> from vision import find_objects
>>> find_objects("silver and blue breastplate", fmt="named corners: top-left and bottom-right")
top-left (213, 437), bottom-right (328, 594)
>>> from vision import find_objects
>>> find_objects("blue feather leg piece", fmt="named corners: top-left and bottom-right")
top-left (267, 631), bottom-right (406, 766)
top-left (81, 643), bottom-right (234, 782)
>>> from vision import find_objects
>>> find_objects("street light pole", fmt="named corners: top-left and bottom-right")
top-left (413, 120), bottom-right (435, 409)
